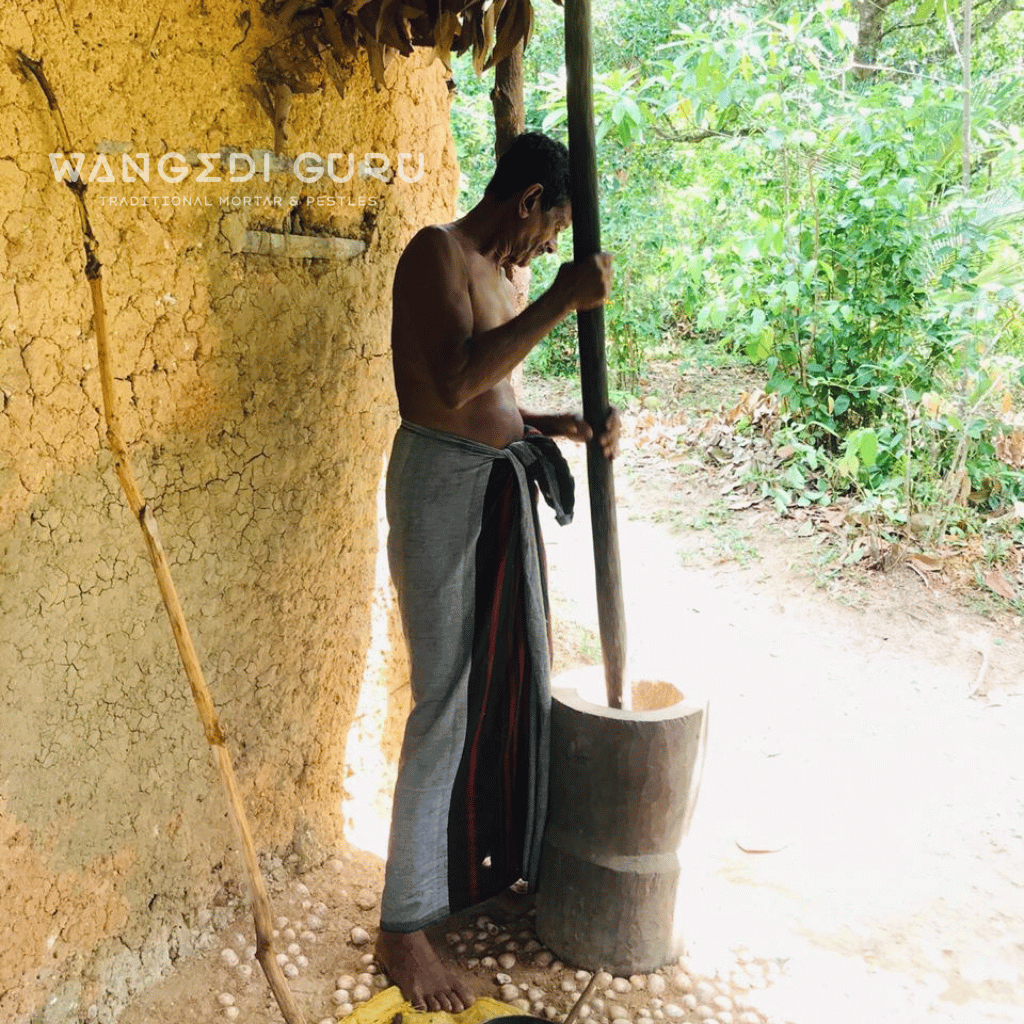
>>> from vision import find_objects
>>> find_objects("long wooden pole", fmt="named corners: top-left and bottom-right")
top-left (16, 51), bottom-right (306, 1024)
top-left (563, 0), bottom-right (626, 710)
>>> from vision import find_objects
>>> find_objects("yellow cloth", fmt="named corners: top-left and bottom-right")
top-left (341, 986), bottom-right (522, 1024)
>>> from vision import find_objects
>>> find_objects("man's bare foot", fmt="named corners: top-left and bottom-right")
top-left (375, 929), bottom-right (476, 1013)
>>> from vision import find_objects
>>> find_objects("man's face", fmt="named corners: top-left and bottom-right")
top-left (512, 196), bottom-right (571, 268)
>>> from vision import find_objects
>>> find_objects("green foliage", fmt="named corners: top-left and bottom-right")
top-left (447, 0), bottom-right (1024, 541)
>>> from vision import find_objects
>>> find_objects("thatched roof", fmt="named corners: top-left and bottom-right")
top-left (279, 0), bottom-right (557, 89)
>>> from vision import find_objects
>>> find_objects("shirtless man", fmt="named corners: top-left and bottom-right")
top-left (377, 131), bottom-right (616, 1012)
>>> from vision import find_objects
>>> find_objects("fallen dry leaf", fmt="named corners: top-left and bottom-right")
top-left (984, 569), bottom-right (1018, 602)
top-left (908, 553), bottom-right (945, 573)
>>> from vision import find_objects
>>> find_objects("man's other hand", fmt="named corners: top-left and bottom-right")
top-left (552, 408), bottom-right (621, 459)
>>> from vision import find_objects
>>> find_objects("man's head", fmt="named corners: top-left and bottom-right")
top-left (485, 131), bottom-right (571, 211)
top-left (484, 132), bottom-right (572, 267)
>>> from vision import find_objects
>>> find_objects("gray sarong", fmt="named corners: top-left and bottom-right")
top-left (380, 420), bottom-right (573, 933)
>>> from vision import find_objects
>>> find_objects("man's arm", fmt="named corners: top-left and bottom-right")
top-left (397, 227), bottom-right (611, 411)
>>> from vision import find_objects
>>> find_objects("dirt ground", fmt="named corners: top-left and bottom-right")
top-left (118, 364), bottom-right (1024, 1024)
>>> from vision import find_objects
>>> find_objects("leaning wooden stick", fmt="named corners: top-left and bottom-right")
top-left (15, 51), bottom-right (307, 1024)
top-left (563, 0), bottom-right (627, 709)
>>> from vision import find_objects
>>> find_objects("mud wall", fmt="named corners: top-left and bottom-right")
top-left (0, 3), bottom-right (457, 1020)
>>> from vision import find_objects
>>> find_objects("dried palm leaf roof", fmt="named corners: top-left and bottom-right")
top-left (280, 0), bottom-right (559, 90)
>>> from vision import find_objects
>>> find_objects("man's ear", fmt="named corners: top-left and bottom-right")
top-left (517, 183), bottom-right (544, 218)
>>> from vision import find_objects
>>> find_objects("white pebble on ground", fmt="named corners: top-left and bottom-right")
top-left (647, 976), bottom-right (667, 996)
top-left (534, 952), bottom-right (554, 967)
top-left (595, 972), bottom-right (613, 988)
top-left (513, 999), bottom-right (531, 1012)
top-left (355, 890), bottom-right (378, 911)
top-left (283, 928), bottom-right (297, 941)
top-left (333, 990), bottom-right (350, 1005)
top-left (275, 953), bottom-right (289, 966)
top-left (467, 958), bottom-right (480, 969)
top-left (352, 984), bottom-right (372, 1002)
top-left (663, 1004), bottom-right (684, 1019)
top-left (575, 970), bottom-right (592, 982)
top-left (498, 953), bottom-right (516, 970)
top-left (611, 978), bottom-right (631, 994)
top-left (349, 926), bottom-right (370, 946)
top-left (713, 996), bottom-right (733, 1012)
top-left (528, 988), bottom-right (545, 1002)
top-left (296, 955), bottom-right (309, 968)
top-left (284, 963), bottom-right (299, 978)
top-left (337, 975), bottom-right (356, 989)
top-left (695, 982), bottom-right (716, 1001)
top-left (653, 1012), bottom-right (664, 1021)
top-left (287, 943), bottom-right (302, 956)
top-left (630, 975), bottom-right (646, 989)
top-left (338, 1004), bottom-right (354, 1017)
top-left (220, 949), bottom-right (239, 968)
top-left (357, 973), bottom-right (374, 987)
top-left (301, 931), bottom-right (318, 944)
top-left (681, 994), bottom-right (697, 1010)
top-left (560, 980), bottom-right (577, 993)
top-left (224, 1008), bottom-right (239, 1021)
top-left (275, 916), bottom-right (289, 929)
top-left (544, 1007), bottom-right (560, 1020)
top-left (481, 956), bottom-right (497, 969)
top-left (500, 984), bottom-right (520, 1001)
top-left (496, 973), bottom-right (513, 985)
top-left (217, 993), bottom-right (235, 1006)
top-left (695, 1008), bottom-right (715, 1021)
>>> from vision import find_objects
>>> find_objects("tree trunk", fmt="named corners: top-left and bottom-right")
top-left (491, 42), bottom-right (525, 159)
top-left (853, 0), bottom-right (897, 78)
top-left (491, 43), bottom-right (530, 396)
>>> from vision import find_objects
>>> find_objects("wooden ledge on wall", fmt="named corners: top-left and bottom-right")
top-left (240, 230), bottom-right (366, 259)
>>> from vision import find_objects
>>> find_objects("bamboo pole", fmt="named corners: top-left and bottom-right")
top-left (563, 0), bottom-right (626, 709)
top-left (15, 51), bottom-right (307, 1024)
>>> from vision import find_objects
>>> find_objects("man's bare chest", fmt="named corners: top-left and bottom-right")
top-left (466, 259), bottom-right (517, 332)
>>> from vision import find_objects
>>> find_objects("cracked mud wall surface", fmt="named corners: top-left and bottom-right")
top-left (0, 2), bottom-right (458, 1020)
